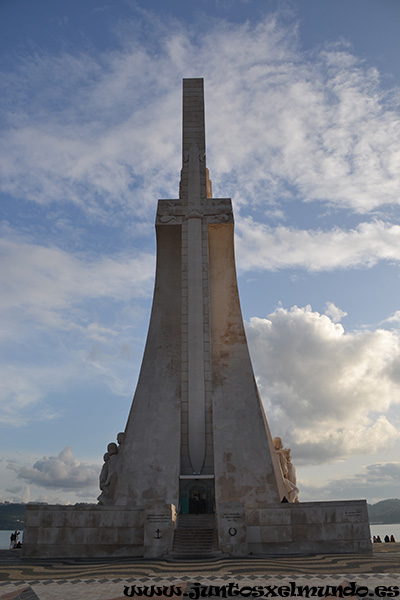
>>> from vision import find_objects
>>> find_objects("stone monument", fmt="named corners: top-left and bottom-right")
top-left (22, 79), bottom-right (371, 558)
top-left (98, 77), bottom-right (287, 510)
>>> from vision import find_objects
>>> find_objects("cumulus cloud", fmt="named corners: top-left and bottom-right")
top-left (247, 305), bottom-right (400, 464)
top-left (17, 447), bottom-right (99, 491)
top-left (235, 219), bottom-right (400, 272)
top-left (0, 11), bottom-right (399, 220)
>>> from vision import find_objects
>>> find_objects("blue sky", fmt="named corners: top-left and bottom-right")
top-left (1, 0), bottom-right (400, 505)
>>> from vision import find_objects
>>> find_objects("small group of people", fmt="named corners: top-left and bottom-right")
top-left (9, 530), bottom-right (21, 549)
top-left (373, 534), bottom-right (396, 543)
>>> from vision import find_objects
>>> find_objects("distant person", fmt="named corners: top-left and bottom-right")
top-left (9, 531), bottom-right (19, 549)
top-left (390, 535), bottom-right (396, 542)
top-left (376, 535), bottom-right (382, 543)
top-left (384, 535), bottom-right (390, 543)
top-left (372, 535), bottom-right (377, 543)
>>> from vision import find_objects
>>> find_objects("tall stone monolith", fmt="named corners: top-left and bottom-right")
top-left (101, 79), bottom-right (287, 516)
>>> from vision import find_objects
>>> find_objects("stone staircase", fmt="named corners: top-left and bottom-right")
top-left (171, 514), bottom-right (220, 558)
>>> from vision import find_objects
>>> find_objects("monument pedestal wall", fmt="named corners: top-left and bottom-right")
top-left (22, 504), bottom-right (145, 558)
top-left (143, 503), bottom-right (177, 558)
top-left (22, 500), bottom-right (371, 558)
top-left (245, 500), bottom-right (372, 555)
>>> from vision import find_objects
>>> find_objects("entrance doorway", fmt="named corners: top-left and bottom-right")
top-left (179, 478), bottom-right (215, 514)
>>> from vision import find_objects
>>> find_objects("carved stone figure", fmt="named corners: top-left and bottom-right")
top-left (117, 432), bottom-right (125, 445)
top-left (273, 437), bottom-right (299, 502)
top-left (105, 442), bottom-right (119, 483)
top-left (99, 452), bottom-right (110, 491)
top-left (273, 436), bottom-right (288, 476)
top-left (284, 448), bottom-right (296, 485)
top-left (97, 442), bottom-right (119, 505)
top-left (284, 448), bottom-right (299, 503)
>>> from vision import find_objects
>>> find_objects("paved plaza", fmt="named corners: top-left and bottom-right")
top-left (1, 545), bottom-right (399, 600)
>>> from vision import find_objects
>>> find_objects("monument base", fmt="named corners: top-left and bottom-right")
top-left (22, 504), bottom-right (145, 559)
top-left (22, 499), bottom-right (371, 558)
top-left (245, 500), bottom-right (372, 555)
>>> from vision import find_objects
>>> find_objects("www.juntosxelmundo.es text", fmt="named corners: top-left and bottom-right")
top-left (123, 582), bottom-right (400, 598)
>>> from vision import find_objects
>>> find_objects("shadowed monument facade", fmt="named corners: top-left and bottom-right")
top-left (99, 77), bottom-right (288, 512)
top-left (22, 79), bottom-right (371, 558)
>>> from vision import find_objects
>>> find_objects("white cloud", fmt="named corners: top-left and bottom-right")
top-left (0, 41), bottom-right (182, 219)
top-left (235, 219), bottom-right (400, 272)
top-left (17, 447), bottom-right (99, 492)
top-left (381, 310), bottom-right (400, 327)
top-left (247, 305), bottom-right (400, 464)
top-left (4, 484), bottom-right (31, 504)
top-left (1, 12), bottom-right (399, 219)
top-left (0, 365), bottom-right (64, 426)
top-left (324, 301), bottom-right (347, 323)
top-left (0, 233), bottom-right (153, 425)
top-left (0, 234), bottom-right (154, 331)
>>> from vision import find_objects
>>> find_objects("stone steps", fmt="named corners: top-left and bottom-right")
top-left (176, 514), bottom-right (216, 529)
top-left (171, 514), bottom-right (221, 558)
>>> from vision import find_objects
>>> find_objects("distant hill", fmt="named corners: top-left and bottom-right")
top-left (367, 499), bottom-right (400, 524)
top-left (0, 503), bottom-right (26, 530)
top-left (1, 499), bottom-right (400, 528)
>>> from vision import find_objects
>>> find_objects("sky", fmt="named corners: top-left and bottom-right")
top-left (1, 0), bottom-right (400, 507)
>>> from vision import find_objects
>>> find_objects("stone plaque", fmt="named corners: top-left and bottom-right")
top-left (143, 504), bottom-right (177, 558)
top-left (217, 503), bottom-right (247, 556)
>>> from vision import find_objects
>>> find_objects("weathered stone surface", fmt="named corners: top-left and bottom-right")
top-left (108, 224), bottom-right (182, 509)
top-left (217, 503), bottom-right (247, 556)
top-left (107, 77), bottom-right (287, 514)
top-left (22, 504), bottom-right (144, 558)
top-left (245, 500), bottom-right (372, 555)
top-left (143, 503), bottom-right (177, 558)
top-left (208, 222), bottom-right (287, 508)
top-left (259, 508), bottom-right (292, 525)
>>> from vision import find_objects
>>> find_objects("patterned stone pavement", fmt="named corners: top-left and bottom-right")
top-left (0, 546), bottom-right (399, 600)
